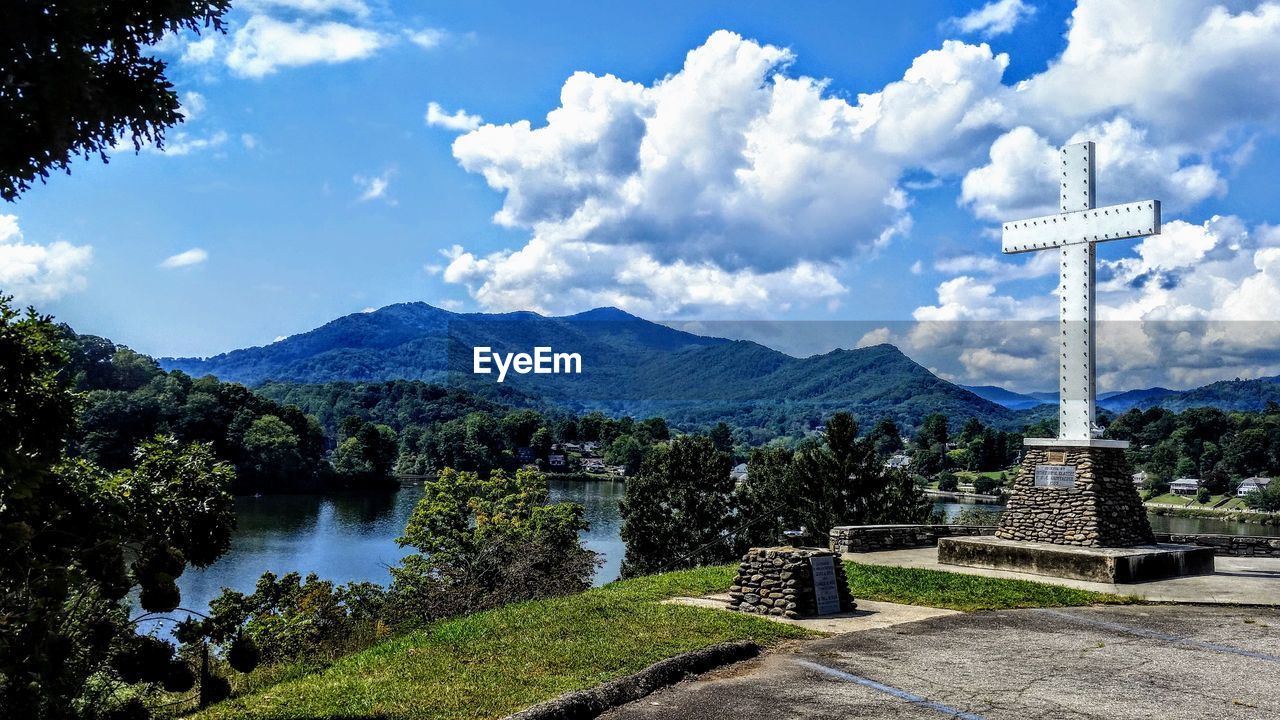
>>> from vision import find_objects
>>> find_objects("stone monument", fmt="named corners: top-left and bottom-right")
top-left (938, 141), bottom-right (1214, 583)
top-left (728, 547), bottom-right (856, 619)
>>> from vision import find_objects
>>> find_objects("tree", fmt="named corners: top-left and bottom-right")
top-left (391, 467), bottom-right (597, 618)
top-left (916, 412), bottom-right (949, 450)
top-left (620, 436), bottom-right (735, 577)
top-left (332, 418), bottom-right (399, 490)
top-left (604, 434), bottom-right (645, 475)
top-left (868, 418), bottom-right (903, 458)
top-left (709, 421), bottom-right (734, 455)
top-left (1, 299), bottom-right (241, 718)
top-left (733, 446), bottom-right (794, 549)
top-left (3, 1), bottom-right (231, 200)
top-left (1242, 480), bottom-right (1280, 512)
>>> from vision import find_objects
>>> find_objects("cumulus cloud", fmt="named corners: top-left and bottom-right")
top-left (226, 15), bottom-right (385, 78)
top-left (442, 30), bottom-right (936, 315)
top-left (160, 248), bottom-right (209, 269)
top-left (946, 0), bottom-right (1036, 37)
top-left (0, 215), bottom-right (93, 303)
top-left (961, 119), bottom-right (1225, 221)
top-left (425, 102), bottom-right (482, 132)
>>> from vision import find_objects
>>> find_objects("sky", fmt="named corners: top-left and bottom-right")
top-left (5, 0), bottom-right (1280, 392)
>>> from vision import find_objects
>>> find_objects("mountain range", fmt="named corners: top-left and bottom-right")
top-left (162, 303), bottom-right (1018, 431)
top-left (162, 302), bottom-right (1280, 431)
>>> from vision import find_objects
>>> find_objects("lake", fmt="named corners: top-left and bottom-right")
top-left (176, 481), bottom-right (1274, 620)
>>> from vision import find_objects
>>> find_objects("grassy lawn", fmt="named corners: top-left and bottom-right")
top-left (1146, 492), bottom-right (1193, 505)
top-left (192, 567), bottom-right (809, 720)
top-left (844, 561), bottom-right (1136, 612)
top-left (193, 562), bottom-right (1137, 720)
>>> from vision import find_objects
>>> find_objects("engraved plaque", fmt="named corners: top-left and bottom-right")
top-left (1034, 464), bottom-right (1076, 488)
top-left (809, 556), bottom-right (842, 616)
top-left (1047, 450), bottom-right (1067, 464)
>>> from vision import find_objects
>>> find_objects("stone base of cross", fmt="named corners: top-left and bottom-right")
top-left (1001, 141), bottom-right (1160, 447)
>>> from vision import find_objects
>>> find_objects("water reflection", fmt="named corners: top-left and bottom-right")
top-left (176, 480), bottom-right (628, 620)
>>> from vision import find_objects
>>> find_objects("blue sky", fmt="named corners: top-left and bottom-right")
top-left (5, 0), bottom-right (1280, 391)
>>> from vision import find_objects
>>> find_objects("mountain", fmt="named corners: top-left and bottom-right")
top-left (1096, 387), bottom-right (1179, 412)
top-left (163, 303), bottom-right (1016, 431)
top-left (961, 385), bottom-right (1052, 411)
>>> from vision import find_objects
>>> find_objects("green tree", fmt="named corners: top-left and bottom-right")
top-left (620, 436), bottom-right (735, 577)
top-left (0, 298), bottom-right (240, 718)
top-left (2, 1), bottom-right (231, 200)
top-left (1242, 480), bottom-right (1280, 512)
top-left (916, 412), bottom-right (949, 450)
top-left (332, 418), bottom-right (398, 490)
top-left (868, 418), bottom-right (904, 458)
top-left (604, 434), bottom-right (645, 475)
top-left (733, 446), bottom-right (794, 549)
top-left (391, 467), bottom-right (597, 618)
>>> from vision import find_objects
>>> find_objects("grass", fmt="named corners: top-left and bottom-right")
top-left (844, 561), bottom-right (1136, 612)
top-left (191, 567), bottom-right (809, 720)
top-left (191, 562), bottom-right (1137, 720)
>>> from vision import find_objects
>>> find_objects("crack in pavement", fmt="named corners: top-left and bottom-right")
top-left (1036, 609), bottom-right (1280, 664)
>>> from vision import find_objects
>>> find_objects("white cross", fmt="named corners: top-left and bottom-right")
top-left (1001, 141), bottom-right (1161, 442)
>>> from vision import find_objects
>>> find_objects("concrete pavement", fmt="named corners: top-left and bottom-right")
top-left (844, 547), bottom-right (1280, 604)
top-left (602, 604), bottom-right (1280, 719)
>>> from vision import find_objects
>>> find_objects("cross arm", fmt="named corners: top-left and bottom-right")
top-left (1001, 200), bottom-right (1160, 254)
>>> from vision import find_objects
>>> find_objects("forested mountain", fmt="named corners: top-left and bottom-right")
top-left (162, 303), bottom-right (1016, 433)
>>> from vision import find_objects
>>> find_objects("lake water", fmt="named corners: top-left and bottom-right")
top-left (175, 482), bottom-right (1274, 620)
top-left (177, 480), bottom-right (626, 620)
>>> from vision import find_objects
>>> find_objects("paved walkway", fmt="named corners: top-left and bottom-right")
top-left (665, 594), bottom-right (959, 634)
top-left (844, 547), bottom-right (1280, 604)
top-left (603, 604), bottom-right (1280, 720)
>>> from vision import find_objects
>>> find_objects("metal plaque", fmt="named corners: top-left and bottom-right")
top-left (1034, 464), bottom-right (1076, 488)
top-left (809, 556), bottom-right (842, 616)
top-left (1046, 450), bottom-right (1067, 464)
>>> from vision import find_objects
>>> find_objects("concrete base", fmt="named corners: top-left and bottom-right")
top-left (938, 536), bottom-right (1215, 584)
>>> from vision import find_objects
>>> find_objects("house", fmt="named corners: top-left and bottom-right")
top-left (515, 447), bottom-right (536, 463)
top-left (1132, 470), bottom-right (1148, 488)
top-left (605, 464), bottom-right (626, 477)
top-left (582, 457), bottom-right (605, 472)
top-left (730, 463), bottom-right (748, 482)
top-left (1170, 477), bottom-right (1199, 495)
top-left (1238, 476), bottom-right (1272, 497)
top-left (547, 453), bottom-right (566, 468)
top-left (885, 453), bottom-right (911, 471)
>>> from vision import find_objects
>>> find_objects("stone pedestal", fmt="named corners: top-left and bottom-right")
top-left (728, 547), bottom-right (856, 619)
top-left (996, 441), bottom-right (1154, 547)
top-left (939, 439), bottom-right (1214, 583)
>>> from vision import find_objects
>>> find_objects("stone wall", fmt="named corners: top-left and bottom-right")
top-left (728, 547), bottom-right (856, 619)
top-left (996, 445), bottom-right (1154, 547)
top-left (1155, 533), bottom-right (1280, 557)
top-left (829, 524), bottom-right (995, 553)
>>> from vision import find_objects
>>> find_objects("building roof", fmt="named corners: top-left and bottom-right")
top-left (1241, 476), bottom-right (1271, 486)
top-left (1170, 478), bottom-right (1199, 487)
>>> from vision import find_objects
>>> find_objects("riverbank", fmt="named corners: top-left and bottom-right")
top-left (1145, 503), bottom-right (1280, 526)
top-left (192, 563), bottom-right (1132, 720)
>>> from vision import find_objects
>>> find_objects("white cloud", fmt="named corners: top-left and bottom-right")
top-left (442, 30), bottom-right (938, 316)
top-left (946, 0), bottom-right (1036, 37)
top-left (0, 215), bottom-right (93, 303)
top-left (241, 133), bottom-right (259, 149)
top-left (150, 130), bottom-right (228, 156)
top-left (160, 248), bottom-right (209, 269)
top-left (425, 102), bottom-right (483, 132)
top-left (226, 15), bottom-right (385, 78)
top-left (405, 28), bottom-right (447, 50)
top-left (354, 170), bottom-right (394, 203)
top-left (180, 91), bottom-right (207, 121)
top-left (961, 119), bottom-right (1225, 221)
top-left (181, 35), bottom-right (220, 64)
top-left (241, 0), bottom-right (370, 17)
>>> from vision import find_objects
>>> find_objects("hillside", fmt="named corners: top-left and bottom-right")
top-left (163, 303), bottom-right (1017, 432)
